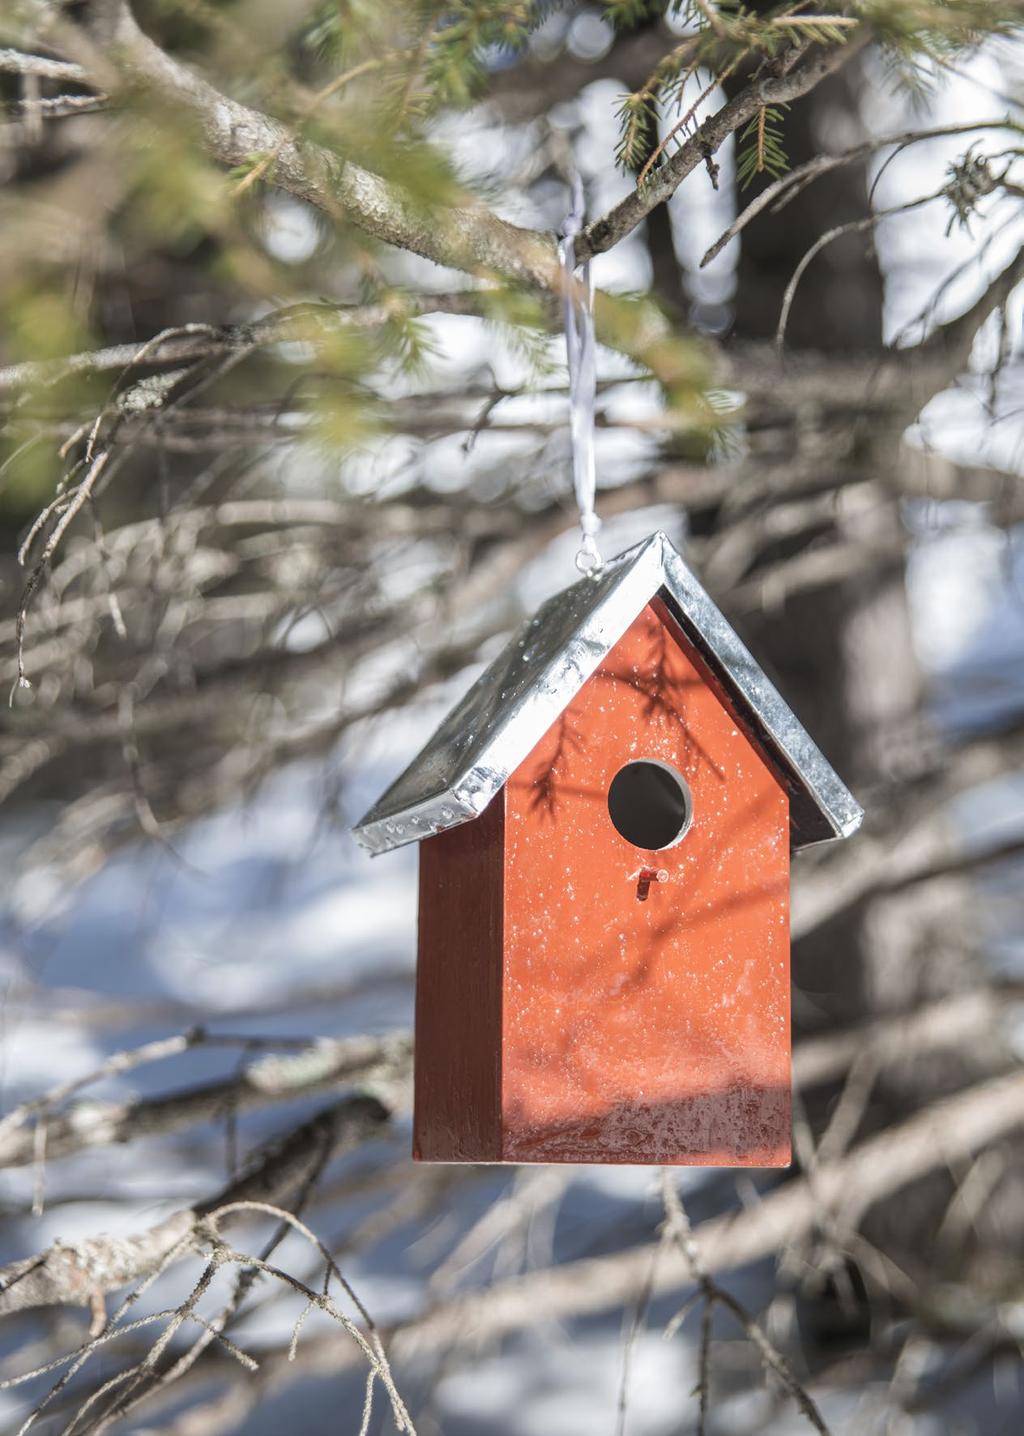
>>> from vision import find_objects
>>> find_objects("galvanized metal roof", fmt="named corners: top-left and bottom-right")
top-left (353, 531), bottom-right (863, 855)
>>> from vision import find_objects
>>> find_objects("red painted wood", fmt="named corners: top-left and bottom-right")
top-left (501, 602), bottom-right (791, 1165)
top-left (414, 600), bottom-right (792, 1166)
top-left (414, 790), bottom-right (504, 1162)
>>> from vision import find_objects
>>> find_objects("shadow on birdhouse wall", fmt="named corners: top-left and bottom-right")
top-left (416, 601), bottom-right (792, 1165)
top-left (354, 533), bottom-right (863, 1167)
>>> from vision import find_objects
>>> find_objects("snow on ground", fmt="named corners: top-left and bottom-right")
top-left (2, 43), bottom-right (1024, 1436)
top-left (1, 478), bottom-right (1021, 1432)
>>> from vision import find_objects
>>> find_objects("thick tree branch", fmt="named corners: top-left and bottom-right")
top-left (81, 5), bottom-right (869, 292)
top-left (98, 6), bottom-right (559, 289)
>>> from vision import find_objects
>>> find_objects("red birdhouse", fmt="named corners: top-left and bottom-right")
top-left (354, 532), bottom-right (861, 1167)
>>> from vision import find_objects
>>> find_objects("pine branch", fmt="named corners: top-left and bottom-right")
top-left (582, 26), bottom-right (870, 258)
top-left (0, 295), bottom-right (486, 393)
top-left (736, 104), bottom-right (789, 189)
top-left (60, 2), bottom-right (869, 287)
top-left (91, 5), bottom-right (560, 290)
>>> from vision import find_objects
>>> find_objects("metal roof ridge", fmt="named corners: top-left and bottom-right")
top-left (352, 530), bottom-right (862, 855)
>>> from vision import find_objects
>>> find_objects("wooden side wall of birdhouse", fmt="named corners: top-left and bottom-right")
top-left (414, 791), bottom-right (504, 1162)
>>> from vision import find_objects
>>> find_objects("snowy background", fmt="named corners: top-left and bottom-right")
top-left (2, 32), bottom-right (1024, 1436)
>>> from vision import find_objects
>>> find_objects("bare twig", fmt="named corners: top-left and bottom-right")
top-left (0, 1096), bottom-right (392, 1317)
top-left (659, 1174), bottom-right (830, 1434)
top-left (701, 118), bottom-right (1021, 267)
top-left (0, 49), bottom-right (89, 82)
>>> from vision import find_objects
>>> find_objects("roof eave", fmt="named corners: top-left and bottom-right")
top-left (353, 531), bottom-right (863, 856)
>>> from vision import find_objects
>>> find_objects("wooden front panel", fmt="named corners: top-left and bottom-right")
top-left (502, 603), bottom-right (791, 1166)
top-left (414, 791), bottom-right (504, 1162)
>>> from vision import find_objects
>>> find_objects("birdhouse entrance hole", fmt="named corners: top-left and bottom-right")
top-left (356, 533), bottom-right (866, 1168)
top-left (607, 759), bottom-right (693, 851)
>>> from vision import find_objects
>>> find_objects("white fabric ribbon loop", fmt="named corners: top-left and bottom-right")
top-left (560, 176), bottom-right (602, 577)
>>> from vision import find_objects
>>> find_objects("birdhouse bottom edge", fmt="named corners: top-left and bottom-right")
top-left (413, 1087), bottom-right (792, 1169)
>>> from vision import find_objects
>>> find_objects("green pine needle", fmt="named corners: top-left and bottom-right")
top-left (736, 104), bottom-right (789, 190)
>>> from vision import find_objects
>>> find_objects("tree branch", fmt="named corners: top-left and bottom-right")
top-left (0, 1033), bottom-right (411, 1170)
top-left (123, 1067), bottom-right (1024, 1406)
top-left (579, 30), bottom-right (870, 260)
top-left (0, 1096), bottom-right (390, 1316)
top-left (0, 47), bottom-right (89, 82)
top-left (792, 984), bottom-right (1023, 1090)
top-left (80, 4), bottom-right (870, 295)
top-left (99, 5), bottom-right (560, 289)
top-left (914, 237), bottom-right (1024, 381)
top-left (0, 295), bottom-right (485, 394)
top-left (701, 117), bottom-right (1021, 268)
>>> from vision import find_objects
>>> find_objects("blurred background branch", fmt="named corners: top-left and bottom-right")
top-left (2, 1), bottom-right (1024, 1432)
